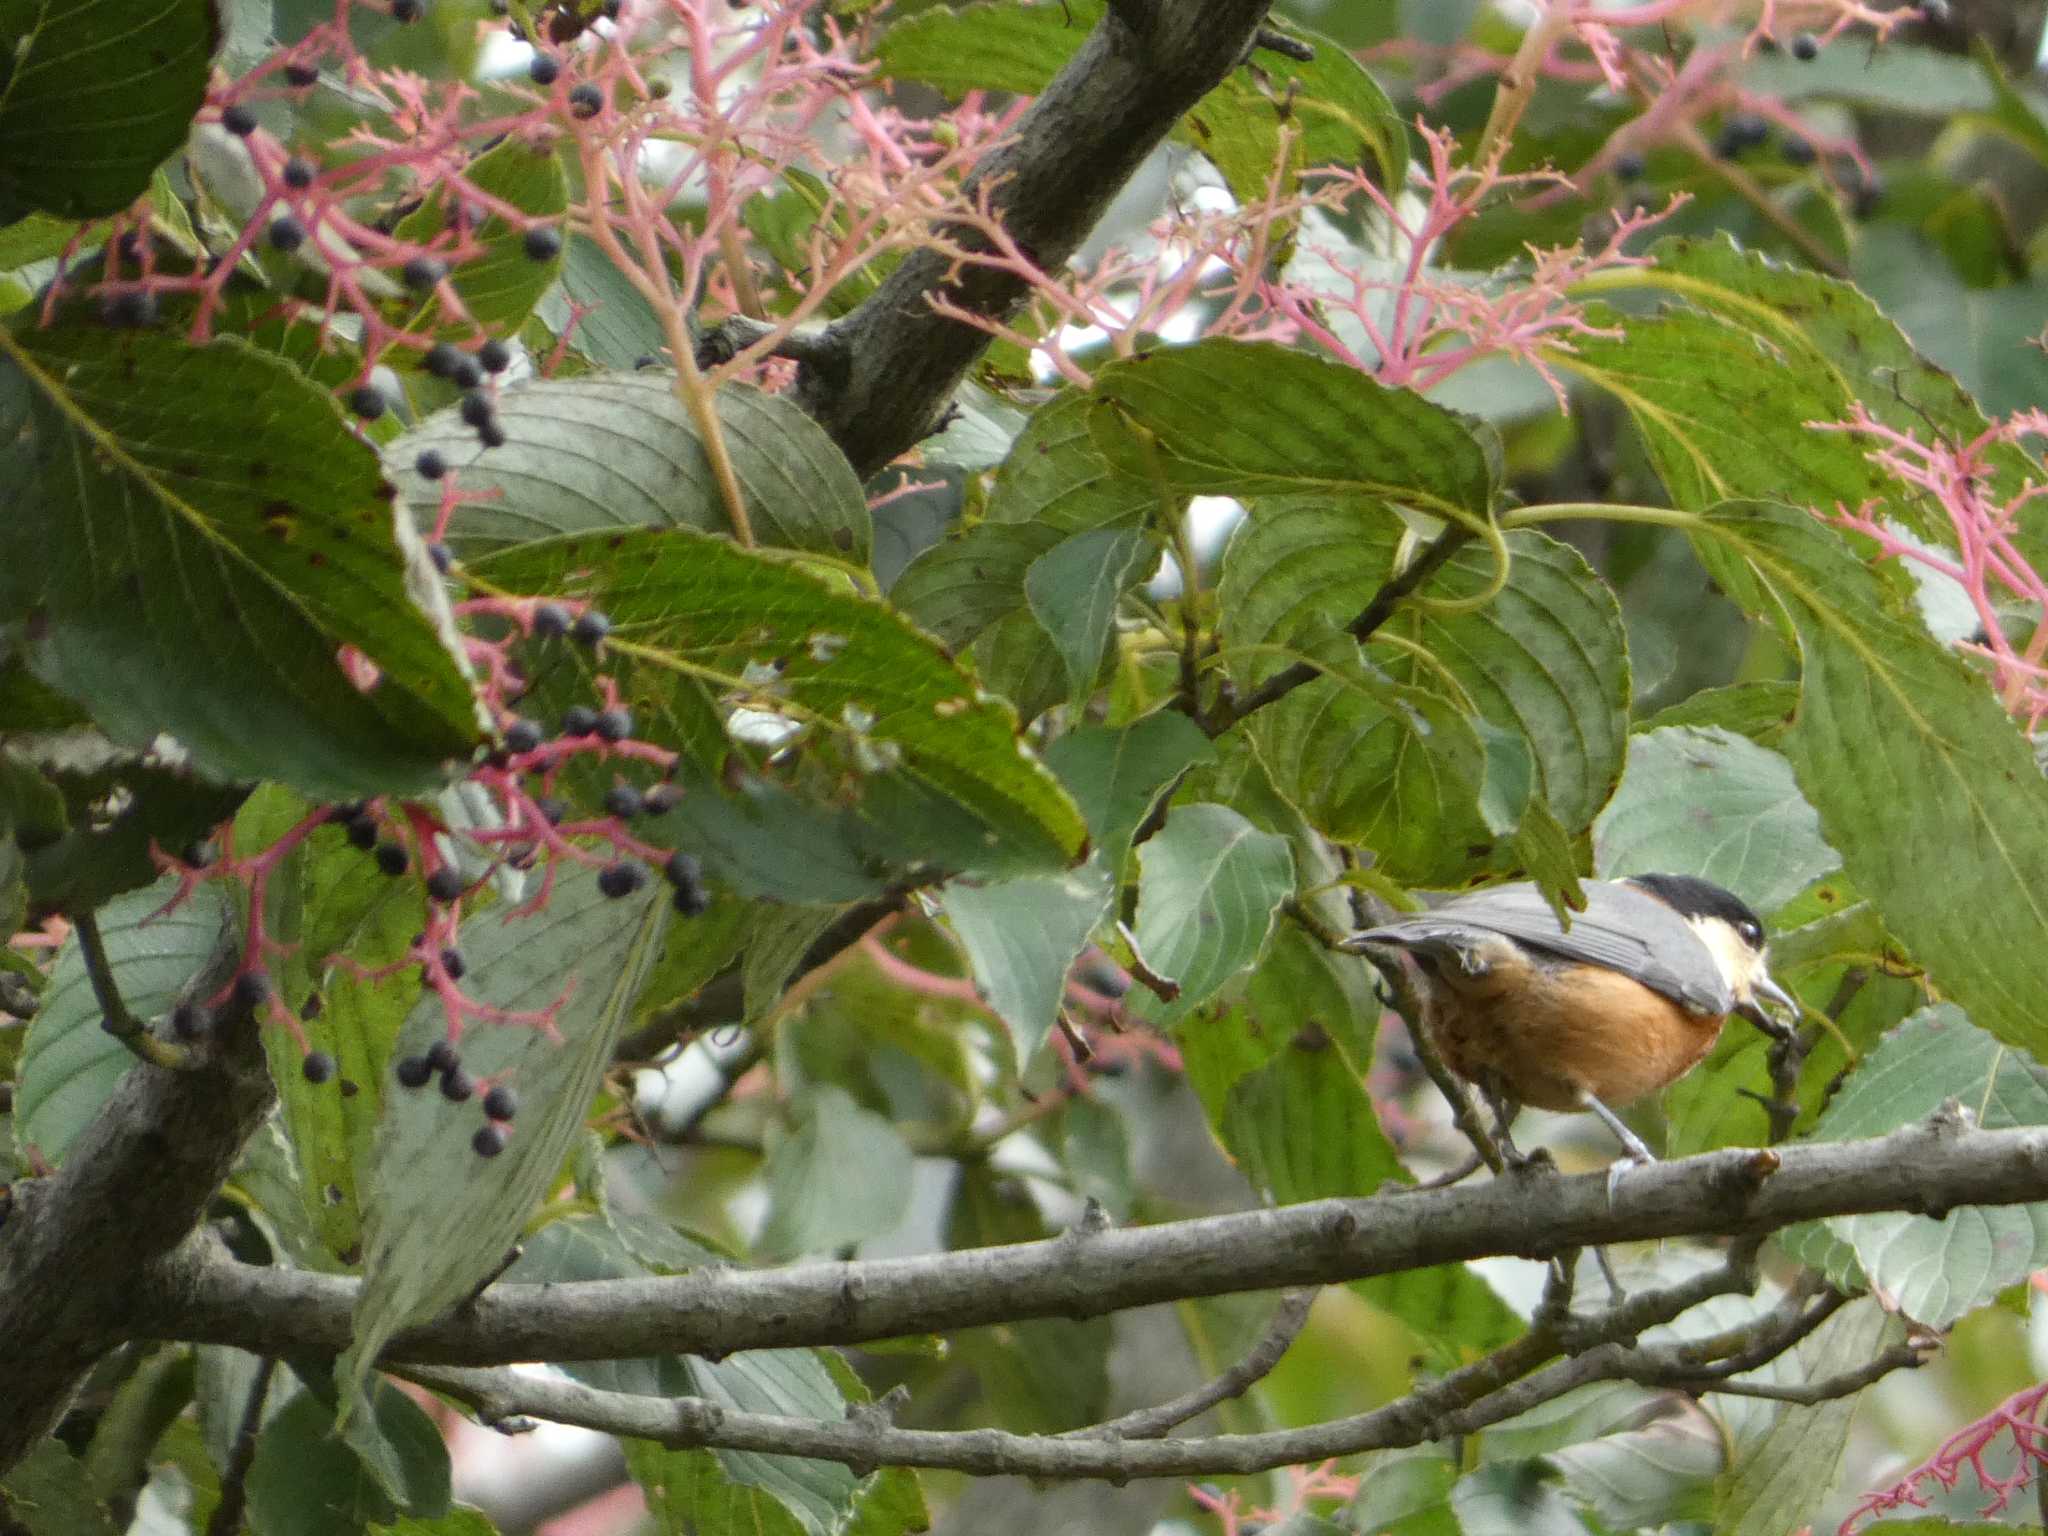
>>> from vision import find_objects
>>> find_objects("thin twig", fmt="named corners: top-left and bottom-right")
top-left (1069, 1289), bottom-right (1317, 1440)
top-left (73, 912), bottom-right (193, 1071)
top-left (1663, 1344), bottom-right (1928, 1405)
top-left (205, 1358), bottom-right (277, 1536)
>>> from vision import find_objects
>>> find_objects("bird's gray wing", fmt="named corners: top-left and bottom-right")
top-left (1347, 880), bottom-right (1733, 1014)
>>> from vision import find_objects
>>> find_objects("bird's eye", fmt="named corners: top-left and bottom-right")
top-left (1739, 919), bottom-right (1763, 944)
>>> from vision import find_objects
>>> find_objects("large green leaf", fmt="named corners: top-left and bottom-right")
top-left (1223, 501), bottom-right (1627, 835)
top-left (1128, 802), bottom-right (1293, 1022)
top-left (1781, 1006), bottom-right (2048, 1328)
top-left (758, 1084), bottom-right (915, 1259)
top-left (535, 235), bottom-right (668, 371)
top-left (391, 137), bottom-right (569, 342)
top-left (1701, 501), bottom-right (2048, 1060)
top-left (1592, 725), bottom-right (1839, 916)
top-left (0, 326), bottom-right (480, 798)
top-left (246, 1383), bottom-right (449, 1536)
top-left (1089, 341), bottom-right (1496, 521)
top-left (941, 866), bottom-right (1111, 1072)
top-left (397, 373), bottom-right (871, 563)
top-left (0, 0), bottom-right (217, 222)
top-left (475, 528), bottom-right (1088, 877)
top-left (1024, 524), bottom-right (1151, 703)
top-left (15, 875), bottom-right (234, 1163)
top-left (1041, 708), bottom-right (1215, 879)
top-left (340, 863), bottom-right (667, 1413)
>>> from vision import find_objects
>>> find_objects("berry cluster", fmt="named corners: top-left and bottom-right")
top-left (392, 1037), bottom-right (519, 1156)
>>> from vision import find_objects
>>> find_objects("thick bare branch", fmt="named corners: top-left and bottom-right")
top-left (131, 1115), bottom-right (2048, 1368)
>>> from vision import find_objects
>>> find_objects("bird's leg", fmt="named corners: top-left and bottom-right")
top-left (1576, 1088), bottom-right (1657, 1203)
top-left (1479, 1079), bottom-right (1538, 1170)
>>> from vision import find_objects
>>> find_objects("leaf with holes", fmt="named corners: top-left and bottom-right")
top-left (395, 373), bottom-right (870, 563)
top-left (0, 326), bottom-right (479, 798)
top-left (475, 528), bottom-right (1087, 878)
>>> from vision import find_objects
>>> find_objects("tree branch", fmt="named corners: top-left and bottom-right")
top-left (789, 0), bottom-right (1277, 476)
top-left (130, 1114), bottom-right (2048, 1368)
top-left (1065, 1288), bottom-right (1316, 1440)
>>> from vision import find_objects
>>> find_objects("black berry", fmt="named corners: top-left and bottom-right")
top-left (416, 448), bottom-right (449, 480)
top-left (603, 784), bottom-right (643, 819)
top-left (451, 356), bottom-right (485, 390)
top-left (424, 341), bottom-right (464, 378)
top-left (282, 156), bottom-right (315, 189)
top-left (284, 63), bottom-right (319, 88)
top-left (571, 610), bottom-right (611, 645)
top-left (568, 83), bottom-right (603, 119)
top-left (100, 290), bottom-right (158, 328)
top-left (402, 255), bottom-right (447, 290)
top-left (222, 103), bottom-right (259, 137)
top-left (596, 709), bottom-right (634, 743)
top-left (441, 1066), bottom-right (476, 1102)
top-left (1715, 114), bottom-right (1770, 159)
top-left (350, 384), bottom-right (388, 421)
top-left (535, 796), bottom-right (569, 826)
top-left (1782, 136), bottom-right (1817, 166)
top-left (663, 850), bottom-right (701, 888)
top-left (643, 783), bottom-right (681, 815)
top-left (633, 354), bottom-right (659, 369)
top-left (672, 881), bottom-right (710, 917)
top-left (392, 0), bottom-right (424, 20)
top-left (529, 53), bottom-right (560, 85)
top-left (504, 718), bottom-right (543, 753)
top-left (483, 1084), bottom-right (518, 1121)
top-left (395, 1054), bottom-right (434, 1088)
top-left (302, 1051), bottom-right (337, 1084)
top-left (561, 704), bottom-right (600, 736)
top-left (477, 418), bottom-right (508, 449)
top-left (473, 1123), bottom-right (507, 1157)
top-left (459, 389), bottom-right (494, 428)
top-left (1852, 177), bottom-right (1883, 218)
top-left (171, 1002), bottom-right (211, 1040)
top-left (531, 604), bottom-right (571, 638)
top-left (345, 812), bottom-right (380, 850)
top-left (597, 862), bottom-right (644, 899)
top-left (478, 338), bottom-right (512, 373)
top-left (522, 226), bottom-right (562, 262)
top-left (374, 840), bottom-right (410, 876)
top-left (1613, 151), bottom-right (1646, 181)
top-left (425, 1038), bottom-right (459, 1073)
top-left (1791, 31), bottom-right (1819, 59)
top-left (268, 215), bottom-right (307, 252)
top-left (426, 866), bottom-right (465, 902)
top-left (234, 972), bottom-right (272, 1010)
top-left (440, 946), bottom-right (466, 981)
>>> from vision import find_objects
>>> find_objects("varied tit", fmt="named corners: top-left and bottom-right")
top-left (1342, 873), bottom-right (1799, 1166)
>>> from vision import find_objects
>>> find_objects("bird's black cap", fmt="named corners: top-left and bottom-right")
top-left (1625, 872), bottom-right (1765, 945)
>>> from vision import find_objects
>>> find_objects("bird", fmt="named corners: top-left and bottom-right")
top-left (1341, 873), bottom-right (1799, 1169)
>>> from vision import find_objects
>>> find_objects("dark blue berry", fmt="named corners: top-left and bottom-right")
top-left (594, 707), bottom-right (632, 742)
top-left (603, 784), bottom-right (643, 819)
top-left (282, 156), bottom-right (315, 189)
top-left (171, 1002), bottom-right (211, 1040)
top-left (459, 389), bottom-right (494, 428)
top-left (452, 356), bottom-right (485, 390)
top-left (633, 354), bottom-right (659, 369)
top-left (504, 718), bottom-right (543, 753)
top-left (350, 384), bottom-right (388, 421)
top-left (374, 841), bottom-right (409, 876)
top-left (402, 255), bottom-right (447, 290)
top-left (522, 226), bottom-right (562, 261)
top-left (269, 215), bottom-right (307, 252)
top-left (529, 53), bottom-right (560, 85)
top-left (568, 83), bottom-right (603, 118)
top-left (531, 603), bottom-right (571, 638)
top-left (1791, 31), bottom-right (1819, 59)
top-left (483, 1084), bottom-right (518, 1121)
top-left (392, 0), bottom-right (424, 20)
top-left (395, 1054), bottom-right (434, 1088)
top-left (561, 704), bottom-right (599, 736)
top-left (597, 862), bottom-right (644, 899)
top-left (222, 104), bottom-right (259, 137)
top-left (302, 1051), bottom-right (337, 1084)
top-left (345, 813), bottom-right (379, 850)
top-left (234, 972), bottom-right (271, 1010)
top-left (672, 881), bottom-right (709, 917)
top-left (100, 290), bottom-right (158, 328)
top-left (473, 1123), bottom-right (507, 1157)
top-left (644, 783), bottom-right (681, 815)
top-left (441, 946), bottom-right (466, 981)
top-left (426, 866), bottom-right (465, 902)
top-left (424, 341), bottom-right (464, 377)
top-left (1782, 136), bottom-right (1817, 166)
top-left (535, 796), bottom-right (568, 826)
top-left (425, 1038), bottom-right (459, 1072)
top-left (477, 418), bottom-right (507, 449)
top-left (416, 448), bottom-right (449, 480)
top-left (571, 610), bottom-right (611, 645)
top-left (663, 850), bottom-right (701, 888)
top-left (441, 1065), bottom-right (476, 1102)
top-left (284, 63), bottom-right (319, 88)
top-left (1613, 151), bottom-right (1646, 181)
top-left (478, 338), bottom-right (512, 373)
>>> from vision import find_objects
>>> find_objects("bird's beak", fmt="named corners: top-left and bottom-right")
top-left (1739, 971), bottom-right (1801, 1040)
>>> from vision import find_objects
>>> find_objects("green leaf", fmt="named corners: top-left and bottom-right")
top-left (246, 1384), bottom-right (449, 1536)
top-left (0, 0), bottom-right (217, 222)
top-left (629, 1445), bottom-right (804, 1536)
top-left (1638, 680), bottom-right (1799, 745)
top-left (1849, 226), bottom-right (2048, 420)
top-left (398, 373), bottom-right (871, 563)
top-left (941, 864), bottom-right (1111, 1071)
top-left (391, 137), bottom-right (569, 341)
top-left (890, 520), bottom-right (1065, 654)
top-left (0, 325), bottom-right (480, 798)
top-left (0, 213), bottom-right (86, 270)
top-left (1129, 802), bottom-right (1293, 1022)
top-left (1701, 501), bottom-right (2048, 1061)
top-left (1785, 1006), bottom-right (2048, 1328)
top-left (1592, 725), bottom-right (1839, 916)
top-left (340, 862), bottom-right (667, 1415)
top-left (15, 875), bottom-right (234, 1163)
top-left (1221, 1028), bottom-right (1403, 1200)
top-left (1041, 709), bottom-right (1215, 879)
top-left (1024, 524), bottom-right (1150, 703)
top-left (871, 0), bottom-right (1097, 97)
top-left (0, 1440), bottom-right (121, 1536)
top-left (475, 528), bottom-right (1088, 877)
top-left (1089, 341), bottom-right (1496, 520)
top-left (536, 235), bottom-right (667, 371)
top-left (1712, 1298), bottom-right (1896, 1536)
top-left (985, 389), bottom-right (1157, 532)
top-left (759, 1084), bottom-right (915, 1258)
